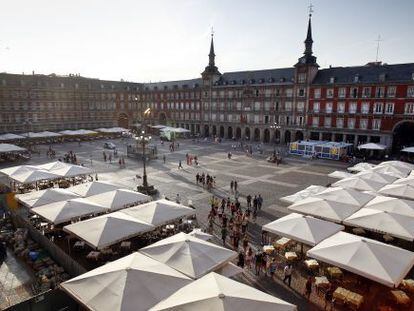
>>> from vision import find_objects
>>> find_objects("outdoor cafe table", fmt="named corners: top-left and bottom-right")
top-left (400, 279), bottom-right (414, 294)
top-left (285, 251), bottom-right (298, 262)
top-left (304, 259), bottom-right (319, 270)
top-left (86, 251), bottom-right (100, 261)
top-left (390, 290), bottom-right (411, 306)
top-left (274, 237), bottom-right (292, 250)
top-left (315, 276), bottom-right (330, 292)
top-left (263, 245), bottom-right (275, 254)
top-left (333, 287), bottom-right (364, 310)
top-left (327, 266), bottom-right (343, 279)
top-left (120, 241), bottom-right (131, 250)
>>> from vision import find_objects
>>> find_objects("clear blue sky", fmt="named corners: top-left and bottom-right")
top-left (1, 0), bottom-right (413, 82)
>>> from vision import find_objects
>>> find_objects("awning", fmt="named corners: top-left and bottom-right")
top-left (358, 143), bottom-right (387, 150)
top-left (402, 147), bottom-right (414, 153)
top-left (0, 133), bottom-right (25, 140)
top-left (0, 143), bottom-right (27, 153)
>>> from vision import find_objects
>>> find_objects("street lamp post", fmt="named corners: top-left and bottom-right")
top-left (270, 122), bottom-right (281, 154)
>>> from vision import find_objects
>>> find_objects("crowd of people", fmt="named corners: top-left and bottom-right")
top-left (62, 151), bottom-right (77, 164)
top-left (195, 173), bottom-right (216, 190)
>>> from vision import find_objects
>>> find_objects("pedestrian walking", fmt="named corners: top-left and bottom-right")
top-left (221, 226), bottom-right (227, 246)
top-left (283, 264), bottom-right (293, 286)
top-left (163, 154), bottom-right (166, 164)
top-left (255, 252), bottom-right (263, 276)
top-left (258, 194), bottom-right (263, 210)
top-left (324, 284), bottom-right (334, 310)
top-left (178, 160), bottom-right (182, 169)
top-left (237, 251), bottom-right (245, 268)
top-left (234, 180), bottom-right (238, 192)
top-left (245, 247), bottom-right (253, 269)
top-left (176, 193), bottom-right (181, 204)
top-left (246, 194), bottom-right (252, 208)
top-left (230, 180), bottom-right (234, 192)
top-left (305, 276), bottom-right (312, 299)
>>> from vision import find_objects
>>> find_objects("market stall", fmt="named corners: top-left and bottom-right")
top-left (0, 143), bottom-right (29, 162)
top-left (289, 140), bottom-right (353, 160)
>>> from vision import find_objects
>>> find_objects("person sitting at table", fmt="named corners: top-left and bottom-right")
top-left (324, 284), bottom-right (334, 310)
top-left (305, 276), bottom-right (312, 299)
top-left (283, 264), bottom-right (293, 286)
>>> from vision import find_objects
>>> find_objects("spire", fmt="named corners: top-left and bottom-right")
top-left (209, 30), bottom-right (215, 67)
top-left (304, 10), bottom-right (313, 56)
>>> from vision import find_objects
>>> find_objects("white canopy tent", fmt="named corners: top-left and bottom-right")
top-left (61, 252), bottom-right (192, 311)
top-left (0, 165), bottom-right (39, 177)
top-left (307, 232), bottom-right (414, 287)
top-left (378, 160), bottom-right (414, 170)
top-left (121, 199), bottom-right (195, 227)
top-left (262, 213), bottom-right (344, 246)
top-left (327, 171), bottom-right (353, 179)
top-left (214, 262), bottom-right (244, 278)
top-left (0, 144), bottom-right (27, 153)
top-left (37, 161), bottom-right (69, 171)
top-left (150, 272), bottom-right (297, 311)
top-left (358, 143), bottom-right (387, 150)
top-left (313, 187), bottom-right (375, 208)
top-left (11, 170), bottom-right (61, 184)
top-left (344, 208), bottom-right (414, 241)
top-left (95, 127), bottom-right (129, 133)
top-left (31, 198), bottom-right (106, 225)
top-left (0, 133), bottom-right (25, 141)
top-left (394, 176), bottom-right (414, 186)
top-left (364, 195), bottom-right (414, 217)
top-left (188, 228), bottom-right (213, 241)
top-left (354, 170), bottom-right (398, 184)
top-left (69, 181), bottom-right (122, 197)
top-left (371, 165), bottom-right (410, 179)
top-left (16, 188), bottom-right (80, 208)
top-left (86, 189), bottom-right (151, 211)
top-left (149, 125), bottom-right (166, 129)
top-left (279, 185), bottom-right (327, 204)
top-left (50, 165), bottom-right (93, 178)
top-left (64, 212), bottom-right (155, 249)
top-left (378, 183), bottom-right (414, 200)
top-left (332, 176), bottom-right (387, 192)
top-left (347, 162), bottom-right (376, 172)
top-left (140, 232), bottom-right (237, 279)
top-left (287, 197), bottom-right (364, 223)
top-left (402, 147), bottom-right (414, 153)
top-left (160, 127), bottom-right (190, 133)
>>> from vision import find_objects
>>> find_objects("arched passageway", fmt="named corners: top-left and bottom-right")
top-left (219, 126), bottom-right (225, 138)
top-left (228, 127), bottom-right (233, 139)
top-left (393, 121), bottom-right (414, 152)
top-left (295, 131), bottom-right (304, 141)
top-left (118, 113), bottom-right (129, 129)
top-left (245, 128), bottom-right (251, 140)
top-left (254, 128), bottom-right (260, 141)
top-left (236, 127), bottom-right (241, 139)
top-left (284, 130), bottom-right (291, 144)
top-left (264, 129), bottom-right (270, 143)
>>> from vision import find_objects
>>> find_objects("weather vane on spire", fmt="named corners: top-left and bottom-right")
top-left (308, 2), bottom-right (314, 17)
top-left (211, 26), bottom-right (214, 37)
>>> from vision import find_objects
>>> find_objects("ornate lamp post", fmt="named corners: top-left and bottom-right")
top-left (270, 122), bottom-right (281, 154)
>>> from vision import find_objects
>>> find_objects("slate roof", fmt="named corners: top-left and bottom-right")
top-left (312, 63), bottom-right (414, 85)
top-left (218, 67), bottom-right (295, 86)
top-left (143, 78), bottom-right (202, 91)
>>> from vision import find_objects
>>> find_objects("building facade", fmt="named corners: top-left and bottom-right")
top-left (1, 14), bottom-right (413, 150)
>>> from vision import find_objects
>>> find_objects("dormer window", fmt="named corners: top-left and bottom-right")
top-left (268, 78), bottom-right (274, 83)
top-left (250, 79), bottom-right (255, 84)
top-left (379, 73), bottom-right (386, 82)
top-left (354, 74), bottom-right (359, 82)
top-left (280, 78), bottom-right (286, 82)
top-left (329, 77), bottom-right (335, 84)
top-left (411, 73), bottom-right (414, 80)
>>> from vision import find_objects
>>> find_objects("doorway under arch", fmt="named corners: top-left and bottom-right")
top-left (254, 128), bottom-right (260, 141)
top-left (228, 127), bottom-right (233, 139)
top-left (158, 112), bottom-right (167, 125)
top-left (245, 127), bottom-right (251, 140)
top-left (212, 125), bottom-right (217, 136)
top-left (204, 125), bottom-right (210, 137)
top-left (118, 113), bottom-right (129, 129)
top-left (274, 130), bottom-right (281, 143)
top-left (219, 126), bottom-right (225, 138)
top-left (284, 130), bottom-right (291, 144)
top-left (295, 131), bottom-right (304, 141)
top-left (264, 129), bottom-right (270, 143)
top-left (393, 121), bottom-right (414, 152)
top-left (236, 127), bottom-right (241, 139)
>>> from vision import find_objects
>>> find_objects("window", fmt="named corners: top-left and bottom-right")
top-left (296, 101), bottom-right (305, 112)
top-left (407, 86), bottom-right (414, 98)
top-left (348, 118), bottom-right (355, 129)
top-left (349, 102), bottom-right (357, 114)
top-left (363, 87), bottom-right (371, 98)
top-left (236, 102), bottom-right (241, 110)
top-left (385, 102), bottom-right (394, 114)
top-left (298, 73), bottom-right (306, 83)
top-left (361, 102), bottom-right (370, 114)
top-left (337, 102), bottom-right (345, 113)
top-left (325, 102), bottom-right (333, 113)
top-left (387, 86), bottom-right (396, 98)
top-left (359, 119), bottom-right (368, 129)
top-left (376, 87), bottom-right (385, 98)
top-left (313, 102), bottom-right (320, 112)
top-left (405, 103), bottom-right (414, 115)
top-left (338, 88), bottom-right (346, 98)
top-left (297, 116), bottom-right (304, 126)
top-left (324, 117), bottom-right (331, 128)
top-left (285, 102), bottom-right (292, 111)
top-left (327, 88), bottom-right (334, 98)
top-left (374, 102), bottom-right (383, 114)
top-left (336, 118), bottom-right (344, 128)
top-left (264, 115), bottom-right (269, 124)
top-left (254, 102), bottom-right (260, 111)
top-left (254, 115), bottom-right (259, 124)
top-left (298, 88), bottom-right (305, 97)
top-left (372, 119), bottom-right (381, 130)
top-left (286, 89), bottom-right (293, 97)
top-left (314, 88), bottom-right (321, 99)
top-left (312, 117), bottom-right (319, 127)
top-left (351, 87), bottom-right (358, 98)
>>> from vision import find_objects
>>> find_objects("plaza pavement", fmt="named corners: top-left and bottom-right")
top-left (1, 137), bottom-right (349, 310)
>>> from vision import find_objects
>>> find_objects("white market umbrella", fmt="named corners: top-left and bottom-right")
top-left (52, 165), bottom-right (93, 178)
top-left (61, 252), bottom-right (192, 311)
top-left (150, 272), bottom-right (297, 311)
top-left (328, 171), bottom-right (353, 179)
top-left (188, 228), bottom-right (213, 241)
top-left (31, 198), bottom-right (106, 225)
top-left (262, 213), bottom-right (344, 246)
top-left (140, 232), bottom-right (237, 279)
top-left (122, 199), bottom-right (195, 227)
top-left (0, 133), bottom-right (25, 140)
top-left (355, 170), bottom-right (397, 184)
top-left (64, 212), bottom-right (155, 250)
top-left (379, 183), bottom-right (414, 200)
top-left (69, 181), bottom-right (121, 197)
top-left (378, 160), bottom-right (414, 171)
top-left (86, 189), bottom-right (151, 211)
top-left (307, 232), bottom-right (414, 287)
top-left (287, 197), bottom-right (363, 223)
top-left (344, 208), bottom-right (414, 241)
top-left (11, 169), bottom-right (60, 184)
top-left (332, 176), bottom-right (387, 192)
top-left (37, 161), bottom-right (70, 171)
top-left (214, 262), bottom-right (244, 278)
top-left (0, 165), bottom-right (39, 177)
top-left (0, 143), bottom-right (27, 153)
top-left (347, 162), bottom-right (375, 173)
top-left (371, 165), bottom-right (409, 179)
top-left (358, 143), bottom-right (387, 150)
top-left (314, 187), bottom-right (375, 207)
top-left (16, 188), bottom-right (80, 208)
top-left (402, 147), bottom-right (414, 154)
top-left (280, 185), bottom-right (327, 204)
top-left (364, 195), bottom-right (414, 217)
top-left (393, 176), bottom-right (414, 186)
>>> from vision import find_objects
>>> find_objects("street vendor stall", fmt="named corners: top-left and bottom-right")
top-left (289, 140), bottom-right (353, 160)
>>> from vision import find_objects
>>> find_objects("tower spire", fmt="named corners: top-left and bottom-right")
top-left (209, 28), bottom-right (215, 67)
top-left (201, 28), bottom-right (221, 80)
top-left (304, 5), bottom-right (313, 56)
